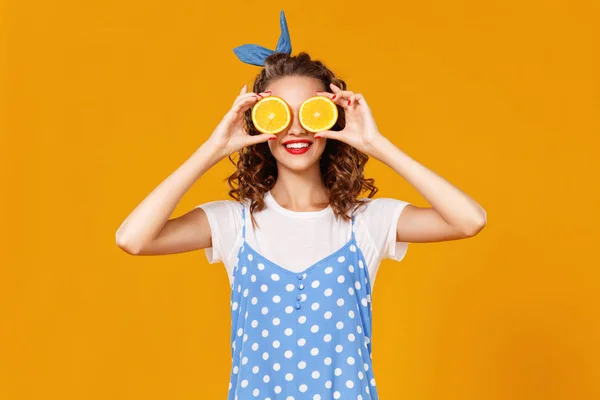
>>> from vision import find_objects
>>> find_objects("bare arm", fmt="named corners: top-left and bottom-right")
top-left (115, 142), bottom-right (224, 255)
top-left (371, 137), bottom-right (487, 243)
top-left (308, 83), bottom-right (487, 242)
top-left (311, 85), bottom-right (487, 244)
top-left (115, 84), bottom-right (276, 255)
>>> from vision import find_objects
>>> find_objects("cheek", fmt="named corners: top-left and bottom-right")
top-left (269, 141), bottom-right (283, 155)
top-left (315, 140), bottom-right (326, 153)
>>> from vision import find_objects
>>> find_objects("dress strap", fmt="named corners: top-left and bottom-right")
top-left (240, 202), bottom-right (246, 240)
top-left (350, 211), bottom-right (356, 241)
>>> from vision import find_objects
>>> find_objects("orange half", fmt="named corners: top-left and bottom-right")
top-left (299, 96), bottom-right (339, 133)
top-left (251, 96), bottom-right (291, 134)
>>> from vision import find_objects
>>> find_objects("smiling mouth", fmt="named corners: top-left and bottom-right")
top-left (282, 141), bottom-right (313, 154)
top-left (283, 142), bottom-right (312, 149)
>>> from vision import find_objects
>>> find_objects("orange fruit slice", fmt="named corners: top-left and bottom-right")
top-left (299, 96), bottom-right (339, 133)
top-left (251, 96), bottom-right (291, 134)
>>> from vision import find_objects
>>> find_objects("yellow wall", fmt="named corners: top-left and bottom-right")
top-left (1, 1), bottom-right (599, 399)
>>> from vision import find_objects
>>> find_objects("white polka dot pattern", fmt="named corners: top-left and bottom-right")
top-left (227, 203), bottom-right (378, 399)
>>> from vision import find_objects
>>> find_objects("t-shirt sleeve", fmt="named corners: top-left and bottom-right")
top-left (195, 200), bottom-right (242, 265)
top-left (363, 198), bottom-right (411, 262)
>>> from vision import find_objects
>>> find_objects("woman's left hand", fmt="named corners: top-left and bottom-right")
top-left (314, 83), bottom-right (387, 156)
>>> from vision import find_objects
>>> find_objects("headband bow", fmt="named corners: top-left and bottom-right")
top-left (233, 10), bottom-right (292, 66)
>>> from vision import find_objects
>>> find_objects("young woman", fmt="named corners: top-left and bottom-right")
top-left (116, 11), bottom-right (486, 400)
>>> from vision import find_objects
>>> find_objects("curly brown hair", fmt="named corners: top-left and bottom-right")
top-left (227, 52), bottom-right (378, 229)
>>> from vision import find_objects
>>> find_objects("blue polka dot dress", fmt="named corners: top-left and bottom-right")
top-left (228, 203), bottom-right (379, 400)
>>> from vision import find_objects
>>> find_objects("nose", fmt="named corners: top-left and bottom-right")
top-left (286, 109), bottom-right (308, 136)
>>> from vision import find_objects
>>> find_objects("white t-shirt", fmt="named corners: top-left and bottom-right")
top-left (196, 191), bottom-right (411, 291)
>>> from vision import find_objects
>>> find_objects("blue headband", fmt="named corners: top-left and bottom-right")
top-left (233, 10), bottom-right (292, 66)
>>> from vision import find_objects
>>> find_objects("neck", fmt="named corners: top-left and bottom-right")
top-left (270, 164), bottom-right (329, 212)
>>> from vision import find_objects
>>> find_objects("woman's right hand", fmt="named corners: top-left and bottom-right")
top-left (206, 84), bottom-right (276, 158)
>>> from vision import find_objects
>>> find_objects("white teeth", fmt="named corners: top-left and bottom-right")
top-left (285, 143), bottom-right (310, 149)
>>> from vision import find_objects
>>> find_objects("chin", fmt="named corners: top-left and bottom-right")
top-left (276, 158), bottom-right (320, 172)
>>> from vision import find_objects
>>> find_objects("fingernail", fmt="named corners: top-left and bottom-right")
top-left (332, 95), bottom-right (336, 100)
top-left (314, 136), bottom-right (321, 139)
top-left (268, 137), bottom-right (276, 140)
top-left (348, 100), bottom-right (351, 105)
top-left (257, 94), bottom-right (263, 98)
top-left (264, 91), bottom-right (271, 94)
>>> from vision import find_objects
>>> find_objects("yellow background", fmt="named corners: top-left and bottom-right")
top-left (1, 0), bottom-right (599, 399)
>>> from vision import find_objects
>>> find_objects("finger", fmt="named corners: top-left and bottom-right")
top-left (246, 133), bottom-right (277, 146)
top-left (232, 93), bottom-right (259, 109)
top-left (232, 91), bottom-right (274, 115)
top-left (327, 86), bottom-right (355, 101)
top-left (315, 91), bottom-right (337, 103)
top-left (330, 82), bottom-right (342, 93)
top-left (348, 93), bottom-right (366, 107)
top-left (240, 84), bottom-right (247, 95)
top-left (329, 82), bottom-right (356, 97)
top-left (354, 93), bottom-right (369, 107)
top-left (234, 92), bottom-right (260, 101)
top-left (234, 90), bottom-right (272, 106)
top-left (314, 130), bottom-right (344, 141)
top-left (319, 90), bottom-right (354, 109)
top-left (254, 90), bottom-right (272, 99)
top-left (232, 94), bottom-right (260, 114)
